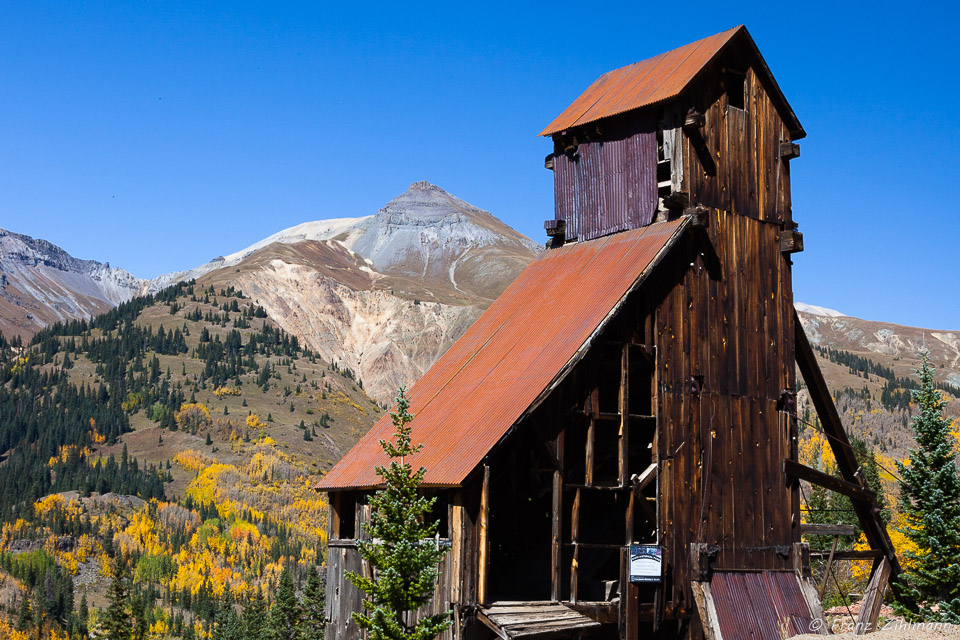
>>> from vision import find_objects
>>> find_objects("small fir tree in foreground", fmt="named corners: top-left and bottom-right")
top-left (269, 568), bottom-right (300, 640)
top-left (104, 556), bottom-right (133, 640)
top-left (894, 353), bottom-right (960, 621)
top-left (347, 387), bottom-right (451, 640)
top-left (301, 565), bottom-right (326, 640)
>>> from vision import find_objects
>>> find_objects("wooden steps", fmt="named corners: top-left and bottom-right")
top-left (478, 602), bottom-right (602, 639)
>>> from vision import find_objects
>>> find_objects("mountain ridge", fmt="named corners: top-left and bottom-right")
top-left (0, 227), bottom-right (142, 337)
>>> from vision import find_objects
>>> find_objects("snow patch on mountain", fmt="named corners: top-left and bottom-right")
top-left (147, 216), bottom-right (372, 293)
top-left (794, 302), bottom-right (845, 318)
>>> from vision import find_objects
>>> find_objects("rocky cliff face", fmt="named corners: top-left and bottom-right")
top-left (190, 182), bottom-right (542, 403)
top-left (0, 228), bottom-right (143, 338)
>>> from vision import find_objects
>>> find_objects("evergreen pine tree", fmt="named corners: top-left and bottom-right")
top-left (894, 353), bottom-right (960, 621)
top-left (104, 556), bottom-right (133, 640)
top-left (243, 587), bottom-right (269, 640)
top-left (214, 583), bottom-right (243, 640)
top-left (78, 592), bottom-right (89, 637)
top-left (269, 569), bottom-right (300, 640)
top-left (300, 565), bottom-right (325, 640)
top-left (347, 387), bottom-right (451, 640)
top-left (131, 591), bottom-right (148, 640)
top-left (16, 593), bottom-right (31, 631)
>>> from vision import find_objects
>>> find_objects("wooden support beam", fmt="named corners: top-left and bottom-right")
top-left (551, 470), bottom-right (562, 602)
top-left (780, 229), bottom-right (803, 253)
top-left (783, 459), bottom-right (877, 503)
top-left (330, 491), bottom-right (341, 539)
top-left (544, 219), bottom-right (565, 238)
top-left (619, 344), bottom-right (630, 486)
top-left (683, 110), bottom-right (706, 131)
top-left (819, 536), bottom-right (838, 599)
top-left (793, 541), bottom-right (812, 580)
top-left (684, 205), bottom-right (710, 229)
top-left (585, 419), bottom-right (596, 487)
top-left (779, 141), bottom-right (801, 160)
top-left (795, 314), bottom-right (901, 575)
top-left (570, 488), bottom-right (581, 603)
top-left (801, 523), bottom-right (857, 536)
top-left (808, 549), bottom-right (884, 561)
top-left (690, 581), bottom-right (722, 640)
top-left (633, 463), bottom-right (658, 493)
top-left (451, 492), bottom-right (463, 605)
top-left (478, 464), bottom-right (491, 605)
top-left (855, 558), bottom-right (892, 635)
top-left (663, 190), bottom-right (689, 210)
top-left (690, 543), bottom-right (720, 582)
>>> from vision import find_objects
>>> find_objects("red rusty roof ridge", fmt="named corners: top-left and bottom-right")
top-left (316, 218), bottom-right (690, 491)
top-left (539, 25), bottom-right (804, 139)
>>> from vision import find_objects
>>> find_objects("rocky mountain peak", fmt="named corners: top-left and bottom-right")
top-left (0, 227), bottom-right (143, 337)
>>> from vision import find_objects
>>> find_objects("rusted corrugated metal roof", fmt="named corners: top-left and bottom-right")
top-left (540, 26), bottom-right (804, 139)
top-left (317, 218), bottom-right (688, 490)
top-left (709, 571), bottom-right (816, 638)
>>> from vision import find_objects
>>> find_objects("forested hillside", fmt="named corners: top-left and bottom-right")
top-left (0, 281), bottom-right (381, 639)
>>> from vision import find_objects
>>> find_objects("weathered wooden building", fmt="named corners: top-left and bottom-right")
top-left (318, 25), bottom-right (897, 640)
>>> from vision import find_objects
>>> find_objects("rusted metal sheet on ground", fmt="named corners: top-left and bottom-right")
top-left (317, 218), bottom-right (687, 490)
top-left (708, 571), bottom-right (815, 639)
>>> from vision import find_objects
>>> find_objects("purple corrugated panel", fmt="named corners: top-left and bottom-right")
top-left (540, 25), bottom-right (804, 140)
top-left (552, 116), bottom-right (657, 242)
top-left (317, 219), bottom-right (688, 490)
top-left (710, 572), bottom-right (816, 639)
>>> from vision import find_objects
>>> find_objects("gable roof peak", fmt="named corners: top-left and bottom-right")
top-left (540, 25), bottom-right (804, 140)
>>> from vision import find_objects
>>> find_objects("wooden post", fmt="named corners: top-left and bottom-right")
top-left (855, 558), bottom-right (891, 635)
top-left (451, 491), bottom-right (463, 606)
top-left (571, 488), bottom-right (581, 603)
top-left (819, 536), bottom-right (838, 599)
top-left (586, 384), bottom-right (598, 486)
top-left (586, 419), bottom-right (596, 487)
top-left (330, 491), bottom-right (341, 540)
top-left (619, 344), bottom-right (630, 487)
top-left (551, 470), bottom-right (562, 602)
top-left (478, 465), bottom-right (491, 605)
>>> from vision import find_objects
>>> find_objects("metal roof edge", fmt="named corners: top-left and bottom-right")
top-left (538, 25), bottom-right (805, 140)
top-left (733, 26), bottom-right (806, 140)
top-left (462, 217), bottom-right (693, 472)
top-left (315, 219), bottom-right (691, 494)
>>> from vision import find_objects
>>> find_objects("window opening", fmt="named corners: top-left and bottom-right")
top-left (725, 68), bottom-right (746, 110)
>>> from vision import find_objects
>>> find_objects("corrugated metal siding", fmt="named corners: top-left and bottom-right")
top-left (317, 219), bottom-right (687, 490)
top-left (553, 116), bottom-right (657, 241)
top-left (710, 572), bottom-right (815, 639)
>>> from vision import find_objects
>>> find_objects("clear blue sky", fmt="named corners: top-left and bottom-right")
top-left (1, 1), bottom-right (957, 329)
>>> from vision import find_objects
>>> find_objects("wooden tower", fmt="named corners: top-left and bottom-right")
top-left (318, 25), bottom-right (897, 640)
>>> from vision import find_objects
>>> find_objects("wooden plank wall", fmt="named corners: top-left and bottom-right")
top-left (655, 209), bottom-right (798, 621)
top-left (682, 53), bottom-right (795, 226)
